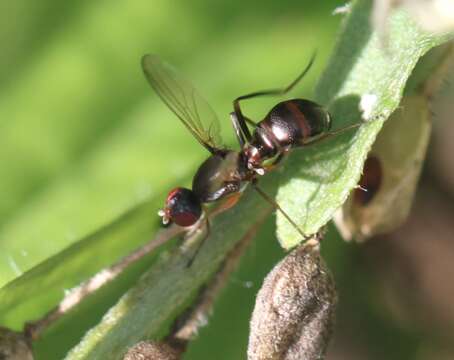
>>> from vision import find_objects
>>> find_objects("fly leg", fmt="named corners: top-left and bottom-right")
top-left (232, 52), bottom-right (317, 147)
top-left (229, 111), bottom-right (259, 147)
top-left (301, 122), bottom-right (362, 146)
top-left (185, 191), bottom-right (243, 267)
top-left (230, 112), bottom-right (249, 147)
top-left (251, 180), bottom-right (311, 242)
top-left (263, 149), bottom-right (289, 171)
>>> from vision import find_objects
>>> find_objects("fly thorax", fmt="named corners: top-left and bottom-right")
top-left (192, 151), bottom-right (244, 203)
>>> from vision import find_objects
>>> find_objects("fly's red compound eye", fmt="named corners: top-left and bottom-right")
top-left (164, 187), bottom-right (202, 227)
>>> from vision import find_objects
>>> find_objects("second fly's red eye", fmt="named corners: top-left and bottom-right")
top-left (165, 187), bottom-right (202, 227)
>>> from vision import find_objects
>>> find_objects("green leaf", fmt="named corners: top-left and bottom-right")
top-left (2, 0), bottom-right (452, 358)
top-left (0, 1), bottom-right (340, 357)
top-left (0, 199), bottom-right (160, 330)
top-left (0, 0), bottom-right (335, 288)
top-left (276, 0), bottom-right (451, 248)
top-left (64, 177), bottom-right (276, 359)
top-left (62, 1), bottom-right (454, 358)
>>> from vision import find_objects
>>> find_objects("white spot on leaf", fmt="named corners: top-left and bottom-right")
top-left (333, 3), bottom-right (352, 15)
top-left (359, 93), bottom-right (378, 121)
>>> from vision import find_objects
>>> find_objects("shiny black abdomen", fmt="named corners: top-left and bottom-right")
top-left (259, 99), bottom-right (331, 148)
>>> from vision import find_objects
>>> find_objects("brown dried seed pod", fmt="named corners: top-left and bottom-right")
top-left (123, 341), bottom-right (180, 360)
top-left (248, 244), bottom-right (337, 360)
top-left (0, 327), bottom-right (33, 360)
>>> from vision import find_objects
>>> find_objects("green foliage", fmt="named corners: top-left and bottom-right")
top-left (0, 1), bottom-right (338, 358)
top-left (0, 0), bottom-right (452, 359)
top-left (276, 0), bottom-right (449, 247)
top-left (65, 181), bottom-right (275, 359)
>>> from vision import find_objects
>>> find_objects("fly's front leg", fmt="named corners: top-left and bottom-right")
top-left (262, 150), bottom-right (288, 172)
top-left (230, 111), bottom-right (258, 148)
top-left (230, 112), bottom-right (249, 147)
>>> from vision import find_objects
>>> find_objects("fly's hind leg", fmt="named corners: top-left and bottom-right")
top-left (232, 52), bottom-right (317, 147)
top-left (302, 122), bottom-right (362, 146)
top-left (251, 180), bottom-right (311, 242)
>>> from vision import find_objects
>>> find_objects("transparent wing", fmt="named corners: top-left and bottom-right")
top-left (142, 54), bottom-right (223, 153)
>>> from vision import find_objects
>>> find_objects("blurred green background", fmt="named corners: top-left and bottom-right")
top-left (0, 0), bottom-right (339, 287)
top-left (1, 0), bottom-right (454, 359)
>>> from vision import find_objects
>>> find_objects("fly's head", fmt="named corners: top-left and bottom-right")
top-left (158, 187), bottom-right (203, 227)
